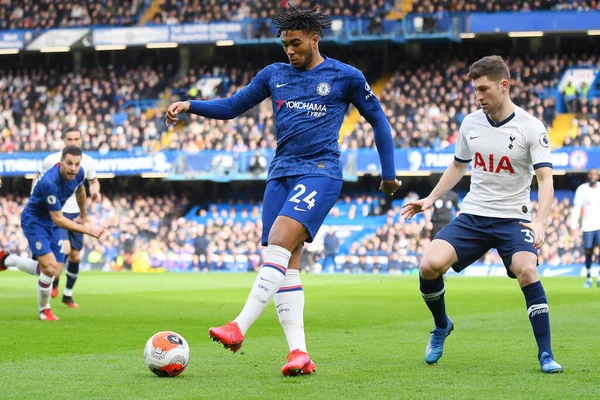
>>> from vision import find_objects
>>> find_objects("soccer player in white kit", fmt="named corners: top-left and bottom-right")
top-left (36, 127), bottom-right (102, 308)
top-left (570, 168), bottom-right (600, 288)
top-left (402, 56), bottom-right (562, 373)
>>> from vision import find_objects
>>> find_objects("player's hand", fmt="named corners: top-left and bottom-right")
top-left (165, 101), bottom-right (191, 126)
top-left (401, 196), bottom-right (434, 220)
top-left (75, 215), bottom-right (88, 225)
top-left (86, 226), bottom-right (105, 239)
top-left (91, 192), bottom-right (102, 203)
top-left (379, 179), bottom-right (402, 197)
top-left (519, 221), bottom-right (545, 250)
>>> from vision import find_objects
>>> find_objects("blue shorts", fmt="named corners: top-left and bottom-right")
top-left (435, 213), bottom-right (537, 278)
top-left (261, 175), bottom-right (343, 246)
top-left (21, 213), bottom-right (65, 263)
top-left (583, 230), bottom-right (600, 249)
top-left (61, 212), bottom-right (84, 251)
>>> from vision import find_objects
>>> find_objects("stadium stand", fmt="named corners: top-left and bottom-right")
top-left (0, 0), bottom-right (148, 29)
top-left (0, 189), bottom-right (589, 273)
top-left (408, 0), bottom-right (599, 13)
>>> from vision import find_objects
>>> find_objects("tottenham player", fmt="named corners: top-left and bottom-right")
top-left (3, 146), bottom-right (103, 320)
top-left (570, 168), bottom-right (600, 288)
top-left (402, 56), bottom-right (562, 373)
top-left (34, 127), bottom-right (101, 308)
top-left (165, 6), bottom-right (401, 376)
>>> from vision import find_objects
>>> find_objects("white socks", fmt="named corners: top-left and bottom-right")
top-left (274, 269), bottom-right (307, 353)
top-left (234, 245), bottom-right (291, 334)
top-left (37, 273), bottom-right (54, 312)
top-left (5, 255), bottom-right (39, 276)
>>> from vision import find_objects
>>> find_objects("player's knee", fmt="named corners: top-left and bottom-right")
top-left (419, 256), bottom-right (444, 280)
top-left (268, 236), bottom-right (295, 252)
top-left (40, 262), bottom-right (60, 278)
top-left (69, 251), bottom-right (81, 263)
top-left (516, 266), bottom-right (539, 286)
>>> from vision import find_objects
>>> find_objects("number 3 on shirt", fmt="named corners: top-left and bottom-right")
top-left (521, 229), bottom-right (534, 244)
top-left (289, 184), bottom-right (317, 210)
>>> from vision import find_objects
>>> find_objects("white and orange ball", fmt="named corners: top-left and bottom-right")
top-left (144, 331), bottom-right (190, 377)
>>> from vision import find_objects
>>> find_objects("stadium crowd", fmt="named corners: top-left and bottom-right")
top-left (0, 190), bottom-right (592, 274)
top-left (408, 0), bottom-right (599, 14)
top-left (1, 53), bottom-right (598, 155)
top-left (0, 0), bottom-right (146, 30)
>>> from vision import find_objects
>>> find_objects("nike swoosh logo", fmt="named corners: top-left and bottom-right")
top-left (260, 277), bottom-right (275, 284)
top-left (293, 206), bottom-right (307, 212)
top-left (469, 136), bottom-right (479, 140)
top-left (276, 302), bottom-right (290, 309)
top-left (276, 83), bottom-right (289, 88)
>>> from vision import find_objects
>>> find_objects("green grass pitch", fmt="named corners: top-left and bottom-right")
top-left (0, 272), bottom-right (598, 399)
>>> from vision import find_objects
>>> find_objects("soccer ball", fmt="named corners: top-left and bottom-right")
top-left (144, 331), bottom-right (190, 377)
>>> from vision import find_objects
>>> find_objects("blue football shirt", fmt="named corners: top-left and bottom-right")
top-left (23, 164), bottom-right (85, 222)
top-left (234, 56), bottom-right (383, 181)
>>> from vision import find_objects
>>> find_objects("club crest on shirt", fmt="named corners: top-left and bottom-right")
top-left (316, 82), bottom-right (330, 96)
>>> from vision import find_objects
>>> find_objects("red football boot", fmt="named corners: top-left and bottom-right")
top-left (62, 295), bottom-right (80, 309)
top-left (51, 287), bottom-right (59, 298)
top-left (208, 322), bottom-right (244, 353)
top-left (39, 308), bottom-right (59, 321)
top-left (282, 350), bottom-right (316, 376)
top-left (0, 249), bottom-right (9, 271)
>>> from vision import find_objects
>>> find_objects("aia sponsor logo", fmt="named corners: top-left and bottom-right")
top-left (473, 152), bottom-right (514, 174)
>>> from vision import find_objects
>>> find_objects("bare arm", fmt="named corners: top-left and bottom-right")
top-left (534, 167), bottom-right (554, 227)
top-left (76, 184), bottom-right (87, 219)
top-left (50, 210), bottom-right (92, 235)
top-left (520, 166), bottom-right (554, 250)
top-left (401, 160), bottom-right (469, 220)
top-left (427, 160), bottom-right (469, 203)
top-left (88, 177), bottom-right (101, 202)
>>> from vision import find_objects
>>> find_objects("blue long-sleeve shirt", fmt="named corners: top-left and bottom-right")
top-left (189, 56), bottom-right (395, 181)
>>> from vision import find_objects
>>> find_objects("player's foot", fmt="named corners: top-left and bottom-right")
top-left (540, 352), bottom-right (563, 373)
top-left (282, 349), bottom-right (316, 376)
top-left (39, 308), bottom-right (59, 321)
top-left (0, 249), bottom-right (9, 271)
top-left (425, 317), bottom-right (454, 365)
top-left (208, 322), bottom-right (244, 353)
top-left (583, 279), bottom-right (592, 288)
top-left (62, 295), bottom-right (80, 308)
top-left (51, 287), bottom-right (59, 298)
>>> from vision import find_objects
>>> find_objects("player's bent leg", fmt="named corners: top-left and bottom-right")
top-left (209, 216), bottom-right (308, 353)
top-left (0, 250), bottom-right (39, 275)
top-left (52, 239), bottom-right (71, 298)
top-left (63, 249), bottom-right (81, 308)
top-left (36, 253), bottom-right (62, 321)
top-left (420, 239), bottom-right (458, 365)
top-left (510, 251), bottom-right (562, 373)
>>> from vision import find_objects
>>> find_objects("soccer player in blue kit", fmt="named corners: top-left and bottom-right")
top-left (165, 6), bottom-right (401, 376)
top-left (0, 146), bottom-right (104, 321)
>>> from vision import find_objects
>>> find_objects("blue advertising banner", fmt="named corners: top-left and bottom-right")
top-left (0, 30), bottom-right (27, 49)
top-left (468, 11), bottom-right (600, 34)
top-left (0, 147), bottom-right (596, 178)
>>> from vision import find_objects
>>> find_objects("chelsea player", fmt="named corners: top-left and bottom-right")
top-left (18, 146), bottom-right (103, 320)
top-left (165, 6), bottom-right (401, 376)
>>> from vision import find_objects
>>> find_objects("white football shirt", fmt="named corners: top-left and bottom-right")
top-left (454, 106), bottom-right (552, 220)
top-left (570, 183), bottom-right (600, 232)
top-left (39, 152), bottom-right (98, 214)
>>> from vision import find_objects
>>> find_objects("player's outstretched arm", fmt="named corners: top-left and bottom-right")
top-left (50, 210), bottom-right (104, 239)
top-left (401, 160), bottom-right (468, 220)
top-left (520, 166), bottom-right (554, 250)
top-left (165, 68), bottom-right (272, 126)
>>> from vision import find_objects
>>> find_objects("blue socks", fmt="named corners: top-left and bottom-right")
top-left (522, 281), bottom-right (552, 360)
top-left (420, 276), bottom-right (448, 329)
